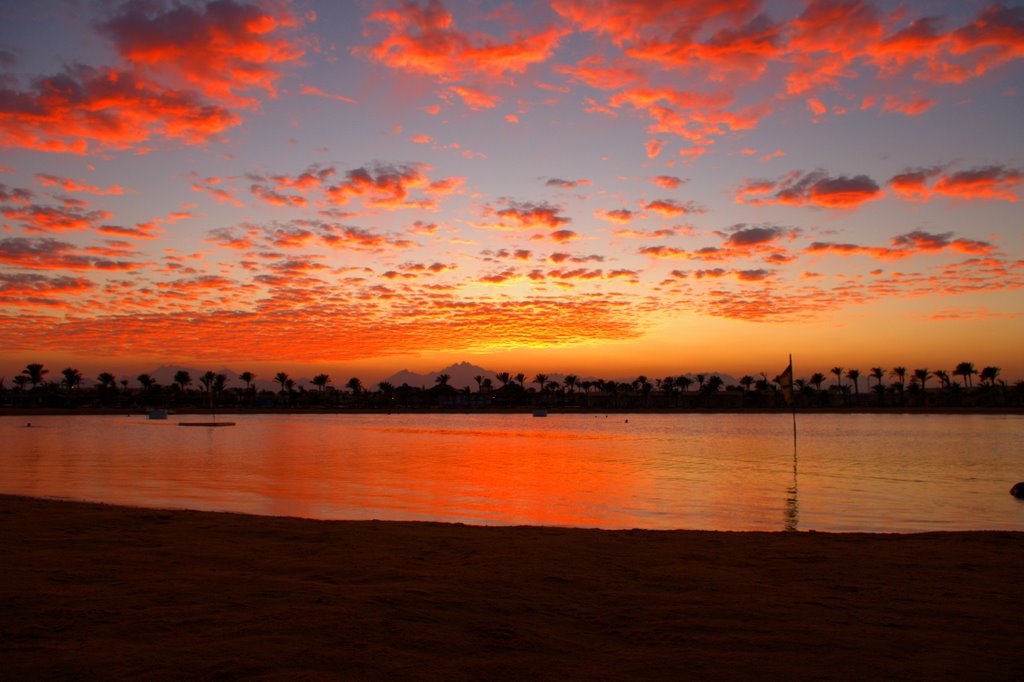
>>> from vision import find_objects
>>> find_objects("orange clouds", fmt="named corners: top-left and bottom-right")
top-left (357, 0), bottom-right (565, 84)
top-left (0, 273), bottom-right (94, 307)
top-left (736, 170), bottom-right (882, 208)
top-left (0, 237), bottom-right (142, 271)
top-left (324, 163), bottom-right (463, 210)
top-left (806, 230), bottom-right (995, 261)
top-left (99, 0), bottom-right (308, 106)
top-left (1, 1), bottom-right (306, 154)
top-left (888, 165), bottom-right (1023, 202)
top-left (481, 200), bottom-right (571, 230)
top-left (0, 65), bottom-right (240, 154)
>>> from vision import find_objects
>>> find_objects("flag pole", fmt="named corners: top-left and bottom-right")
top-left (790, 353), bottom-right (797, 454)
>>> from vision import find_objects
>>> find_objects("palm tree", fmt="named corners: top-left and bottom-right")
top-left (137, 373), bottom-right (155, 392)
top-left (274, 372), bottom-right (290, 393)
top-left (934, 370), bottom-right (951, 389)
top-left (21, 363), bottom-right (48, 390)
top-left (239, 371), bottom-right (255, 392)
top-left (891, 366), bottom-right (907, 393)
top-left (474, 375), bottom-right (484, 392)
top-left (174, 370), bottom-right (192, 393)
top-left (564, 374), bottom-right (578, 394)
top-left (346, 377), bottom-right (363, 394)
top-left (62, 367), bottom-right (83, 391)
top-left (695, 373), bottom-right (706, 391)
top-left (704, 375), bottom-right (724, 393)
top-left (677, 376), bottom-right (693, 392)
top-left (808, 372), bottom-right (825, 393)
top-left (514, 373), bottom-right (526, 390)
top-left (913, 369), bottom-right (931, 392)
top-left (979, 366), bottom-right (1000, 387)
top-left (739, 375), bottom-right (754, 392)
top-left (869, 367), bottom-right (885, 389)
top-left (954, 362), bottom-right (976, 388)
top-left (311, 374), bottom-right (331, 392)
top-left (830, 366), bottom-right (844, 391)
top-left (533, 373), bottom-right (548, 393)
top-left (846, 369), bottom-right (861, 401)
top-left (434, 373), bottom-right (450, 388)
top-left (199, 371), bottom-right (217, 408)
top-left (496, 372), bottom-right (511, 388)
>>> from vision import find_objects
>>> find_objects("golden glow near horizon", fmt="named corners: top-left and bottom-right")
top-left (1, 0), bottom-right (1023, 383)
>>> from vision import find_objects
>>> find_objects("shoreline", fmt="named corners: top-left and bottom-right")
top-left (4, 405), bottom-right (1024, 416)
top-left (3, 494), bottom-right (1022, 679)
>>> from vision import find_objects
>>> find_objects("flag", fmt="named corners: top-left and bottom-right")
top-left (779, 359), bottom-right (794, 406)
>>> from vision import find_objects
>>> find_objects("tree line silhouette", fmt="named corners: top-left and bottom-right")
top-left (3, 361), bottom-right (1021, 410)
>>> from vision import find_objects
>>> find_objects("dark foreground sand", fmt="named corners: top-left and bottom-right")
top-left (2, 495), bottom-right (1022, 680)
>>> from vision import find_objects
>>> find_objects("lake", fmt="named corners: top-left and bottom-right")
top-left (2, 413), bottom-right (1021, 532)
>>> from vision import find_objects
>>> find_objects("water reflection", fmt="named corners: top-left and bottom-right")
top-left (784, 447), bottom-right (799, 533)
top-left (1, 413), bottom-right (1021, 532)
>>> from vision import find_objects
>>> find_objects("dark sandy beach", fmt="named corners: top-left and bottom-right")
top-left (2, 495), bottom-right (1022, 680)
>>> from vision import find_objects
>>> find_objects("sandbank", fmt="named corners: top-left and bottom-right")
top-left (2, 495), bottom-right (1022, 679)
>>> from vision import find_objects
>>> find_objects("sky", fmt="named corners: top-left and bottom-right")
top-left (1, 0), bottom-right (1023, 385)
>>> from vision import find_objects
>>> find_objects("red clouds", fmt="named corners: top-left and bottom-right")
top-left (99, 0), bottom-right (308, 106)
top-left (357, 0), bottom-right (565, 82)
top-left (0, 273), bottom-right (94, 308)
top-left (324, 163), bottom-right (463, 210)
top-left (806, 230), bottom-right (995, 261)
top-left (482, 200), bottom-right (571, 230)
top-left (1, 1), bottom-right (306, 154)
top-left (932, 166), bottom-right (1023, 202)
top-left (889, 165), bottom-right (1023, 202)
top-left (0, 65), bottom-right (240, 154)
top-left (736, 170), bottom-right (882, 207)
top-left (0, 237), bottom-right (142, 271)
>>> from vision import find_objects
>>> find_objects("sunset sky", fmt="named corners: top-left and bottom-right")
top-left (2, 0), bottom-right (1022, 384)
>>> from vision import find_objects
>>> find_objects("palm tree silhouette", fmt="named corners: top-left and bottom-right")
top-left (435, 373), bottom-right (450, 388)
top-left (61, 367), bottom-right (83, 392)
top-left (22, 363), bottom-right (48, 390)
top-left (311, 374), bottom-right (331, 392)
top-left (830, 367), bottom-right (844, 391)
top-left (240, 371), bottom-right (255, 392)
top-left (533, 373), bottom-right (548, 393)
top-left (869, 367), bottom-right (885, 389)
top-left (563, 374), bottom-right (578, 394)
top-left (934, 370), bottom-right (951, 389)
top-left (891, 366), bottom-right (907, 392)
top-left (809, 372), bottom-right (825, 394)
top-left (496, 372), bottom-right (511, 388)
top-left (913, 369), bottom-right (931, 392)
top-left (740, 375), bottom-right (754, 392)
top-left (695, 373), bottom-right (706, 391)
top-left (954, 362), bottom-right (976, 388)
top-left (979, 366), bottom-right (1000, 387)
top-left (174, 370), bottom-right (192, 393)
top-left (514, 373), bottom-right (526, 390)
top-left (846, 369), bottom-right (861, 402)
top-left (677, 376), bottom-right (693, 392)
top-left (274, 372), bottom-right (290, 394)
top-left (346, 377), bottom-right (363, 395)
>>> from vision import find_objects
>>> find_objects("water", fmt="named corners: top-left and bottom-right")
top-left (2, 413), bottom-right (1022, 532)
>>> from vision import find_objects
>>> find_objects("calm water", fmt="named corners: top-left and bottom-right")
top-left (2, 413), bottom-right (1022, 532)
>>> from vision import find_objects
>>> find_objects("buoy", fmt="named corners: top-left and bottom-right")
top-left (1011, 482), bottom-right (1024, 498)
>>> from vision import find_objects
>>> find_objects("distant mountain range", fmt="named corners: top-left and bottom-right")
top-left (382, 362), bottom-right (740, 390)
top-left (114, 362), bottom-right (739, 391)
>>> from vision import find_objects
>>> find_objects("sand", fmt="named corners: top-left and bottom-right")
top-left (2, 495), bottom-right (1021, 680)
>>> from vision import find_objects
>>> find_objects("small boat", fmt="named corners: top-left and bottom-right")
top-left (148, 409), bottom-right (168, 420)
top-left (532, 409), bottom-right (548, 417)
top-left (178, 421), bottom-right (236, 427)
